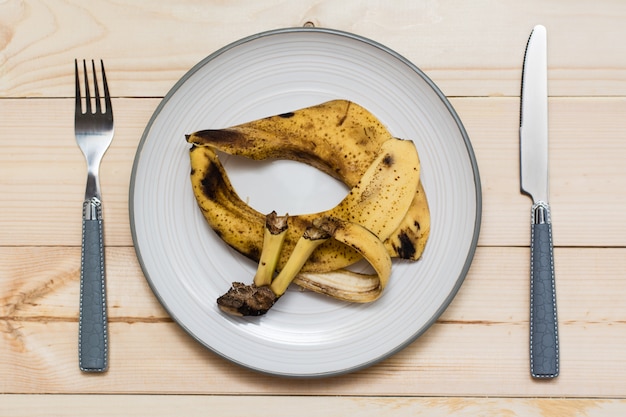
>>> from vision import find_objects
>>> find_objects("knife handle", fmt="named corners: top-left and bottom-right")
top-left (529, 202), bottom-right (559, 379)
top-left (79, 198), bottom-right (109, 372)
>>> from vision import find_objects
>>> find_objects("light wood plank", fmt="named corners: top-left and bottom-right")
top-left (0, 246), bottom-right (167, 320)
top-left (1, 395), bottom-right (625, 417)
top-left (2, 246), bottom-right (625, 324)
top-left (1, 320), bottom-right (625, 397)
top-left (1, 247), bottom-right (625, 396)
top-left (0, 1), bottom-right (625, 98)
top-left (2, 97), bottom-right (625, 247)
top-left (453, 96), bottom-right (626, 247)
top-left (0, 98), bottom-right (158, 247)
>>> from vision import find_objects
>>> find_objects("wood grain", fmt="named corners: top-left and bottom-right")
top-left (1, 320), bottom-right (625, 396)
top-left (1, 395), bottom-right (624, 417)
top-left (2, 97), bottom-right (625, 247)
top-left (0, 98), bottom-right (158, 247)
top-left (453, 96), bottom-right (626, 247)
top-left (2, 246), bottom-right (625, 323)
top-left (1, 247), bottom-right (625, 396)
top-left (0, 0), bottom-right (625, 98)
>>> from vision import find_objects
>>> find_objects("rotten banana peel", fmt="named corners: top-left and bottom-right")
top-left (187, 100), bottom-right (430, 315)
top-left (217, 217), bottom-right (392, 316)
top-left (188, 100), bottom-right (429, 261)
top-left (190, 137), bottom-right (419, 273)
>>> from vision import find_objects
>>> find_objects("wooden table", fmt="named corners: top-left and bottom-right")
top-left (2, 1), bottom-right (625, 415)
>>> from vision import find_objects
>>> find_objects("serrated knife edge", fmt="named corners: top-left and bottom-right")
top-left (520, 24), bottom-right (549, 204)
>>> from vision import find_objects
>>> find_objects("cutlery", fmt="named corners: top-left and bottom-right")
top-left (75, 59), bottom-right (114, 372)
top-left (520, 25), bottom-right (559, 379)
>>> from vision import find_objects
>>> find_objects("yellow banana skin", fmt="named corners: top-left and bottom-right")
top-left (187, 99), bottom-right (430, 261)
top-left (188, 100), bottom-right (393, 184)
top-left (189, 137), bottom-right (419, 274)
top-left (295, 217), bottom-right (391, 303)
top-left (294, 191), bottom-right (427, 301)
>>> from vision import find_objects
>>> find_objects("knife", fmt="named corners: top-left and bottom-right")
top-left (520, 25), bottom-right (559, 379)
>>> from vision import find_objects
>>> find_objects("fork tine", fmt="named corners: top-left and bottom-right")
top-left (83, 60), bottom-right (91, 114)
top-left (100, 60), bottom-right (112, 116)
top-left (74, 59), bottom-right (82, 114)
top-left (92, 60), bottom-right (102, 114)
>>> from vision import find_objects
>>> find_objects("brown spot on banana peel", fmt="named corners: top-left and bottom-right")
top-left (191, 129), bottom-right (245, 148)
top-left (394, 231), bottom-right (417, 260)
top-left (337, 100), bottom-right (351, 126)
top-left (383, 181), bottom-right (430, 261)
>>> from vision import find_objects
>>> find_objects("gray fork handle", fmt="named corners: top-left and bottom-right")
top-left (79, 199), bottom-right (108, 372)
top-left (529, 202), bottom-right (559, 379)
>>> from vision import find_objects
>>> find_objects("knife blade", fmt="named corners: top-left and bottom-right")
top-left (520, 24), bottom-right (559, 379)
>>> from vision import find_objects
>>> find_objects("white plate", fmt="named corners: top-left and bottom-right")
top-left (130, 28), bottom-right (481, 377)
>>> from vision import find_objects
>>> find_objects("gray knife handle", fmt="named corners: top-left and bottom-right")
top-left (529, 202), bottom-right (559, 379)
top-left (79, 199), bottom-right (108, 372)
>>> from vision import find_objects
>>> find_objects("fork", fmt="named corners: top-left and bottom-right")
top-left (75, 59), bottom-right (114, 372)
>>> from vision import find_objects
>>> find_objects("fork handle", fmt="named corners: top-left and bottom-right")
top-left (79, 198), bottom-right (108, 372)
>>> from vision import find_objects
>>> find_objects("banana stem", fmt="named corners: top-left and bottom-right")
top-left (216, 222), bottom-right (330, 316)
top-left (253, 211), bottom-right (289, 287)
top-left (269, 225), bottom-right (331, 296)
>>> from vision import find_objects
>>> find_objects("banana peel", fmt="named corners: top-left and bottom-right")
top-left (217, 216), bottom-right (392, 315)
top-left (188, 100), bottom-right (393, 185)
top-left (187, 100), bottom-right (430, 311)
top-left (187, 99), bottom-right (430, 261)
top-left (189, 136), bottom-right (420, 273)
